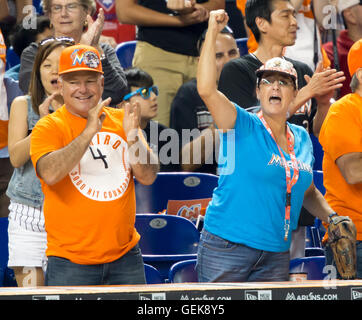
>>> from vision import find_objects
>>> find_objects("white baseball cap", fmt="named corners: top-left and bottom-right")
top-left (338, 0), bottom-right (360, 13)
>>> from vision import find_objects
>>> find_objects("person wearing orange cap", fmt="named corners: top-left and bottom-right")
top-left (196, 10), bottom-right (335, 282)
top-left (319, 39), bottom-right (362, 279)
top-left (30, 44), bottom-right (159, 286)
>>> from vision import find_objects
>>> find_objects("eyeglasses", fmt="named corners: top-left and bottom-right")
top-left (123, 86), bottom-right (159, 101)
top-left (259, 78), bottom-right (294, 88)
top-left (50, 2), bottom-right (84, 13)
top-left (39, 36), bottom-right (75, 46)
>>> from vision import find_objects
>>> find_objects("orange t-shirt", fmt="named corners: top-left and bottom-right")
top-left (30, 105), bottom-right (140, 264)
top-left (236, 0), bottom-right (257, 52)
top-left (319, 93), bottom-right (362, 241)
top-left (0, 119), bottom-right (7, 149)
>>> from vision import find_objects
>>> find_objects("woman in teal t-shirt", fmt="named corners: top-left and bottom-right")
top-left (196, 10), bottom-right (336, 282)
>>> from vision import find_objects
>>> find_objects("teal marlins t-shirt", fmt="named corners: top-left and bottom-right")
top-left (205, 105), bottom-right (314, 252)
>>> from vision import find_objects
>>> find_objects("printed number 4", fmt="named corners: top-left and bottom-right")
top-left (89, 146), bottom-right (108, 169)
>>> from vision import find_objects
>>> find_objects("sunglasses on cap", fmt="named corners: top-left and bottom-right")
top-left (39, 36), bottom-right (75, 46)
top-left (123, 85), bottom-right (159, 101)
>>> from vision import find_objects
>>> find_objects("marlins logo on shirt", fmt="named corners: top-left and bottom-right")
top-left (268, 153), bottom-right (312, 173)
top-left (69, 132), bottom-right (131, 201)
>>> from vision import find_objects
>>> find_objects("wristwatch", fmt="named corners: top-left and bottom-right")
top-left (328, 212), bottom-right (338, 223)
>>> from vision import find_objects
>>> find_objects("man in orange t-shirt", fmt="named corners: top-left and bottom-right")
top-left (30, 44), bottom-right (159, 286)
top-left (319, 39), bottom-right (362, 279)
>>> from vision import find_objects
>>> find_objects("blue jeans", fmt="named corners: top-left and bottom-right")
top-left (325, 241), bottom-right (362, 279)
top-left (45, 244), bottom-right (146, 286)
top-left (197, 229), bottom-right (290, 282)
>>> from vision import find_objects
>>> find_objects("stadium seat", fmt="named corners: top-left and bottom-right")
top-left (134, 172), bottom-right (218, 221)
top-left (0, 217), bottom-right (9, 286)
top-left (0, 218), bottom-right (17, 287)
top-left (144, 263), bottom-right (164, 284)
top-left (115, 40), bottom-right (137, 70)
top-left (305, 247), bottom-right (325, 257)
top-left (306, 224), bottom-right (322, 248)
top-left (313, 170), bottom-right (326, 195)
top-left (5, 47), bottom-right (20, 71)
top-left (310, 134), bottom-right (324, 171)
top-left (135, 214), bottom-right (200, 281)
top-left (289, 256), bottom-right (327, 280)
top-left (236, 37), bottom-right (248, 56)
top-left (33, 0), bottom-right (44, 14)
top-left (168, 259), bottom-right (198, 283)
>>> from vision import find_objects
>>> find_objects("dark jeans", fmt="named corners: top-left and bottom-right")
top-left (197, 229), bottom-right (290, 282)
top-left (45, 244), bottom-right (146, 286)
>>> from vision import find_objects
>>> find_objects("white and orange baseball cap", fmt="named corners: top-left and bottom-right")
top-left (58, 44), bottom-right (103, 75)
top-left (256, 57), bottom-right (298, 88)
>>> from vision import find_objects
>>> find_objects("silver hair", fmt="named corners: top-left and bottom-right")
top-left (350, 73), bottom-right (360, 93)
